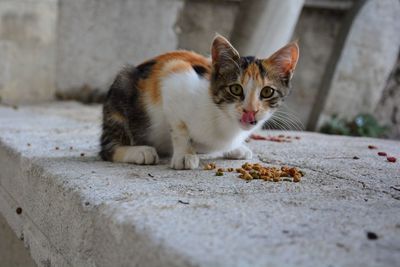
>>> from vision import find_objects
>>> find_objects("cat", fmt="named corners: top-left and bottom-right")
top-left (100, 35), bottom-right (299, 169)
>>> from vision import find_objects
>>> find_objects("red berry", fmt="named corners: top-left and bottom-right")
top-left (377, 152), bottom-right (387, 156)
top-left (368, 145), bottom-right (377, 149)
top-left (387, 157), bottom-right (397, 163)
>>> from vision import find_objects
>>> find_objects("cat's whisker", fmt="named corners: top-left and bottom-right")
top-left (274, 112), bottom-right (304, 129)
top-left (272, 109), bottom-right (305, 131)
top-left (270, 118), bottom-right (296, 132)
top-left (267, 117), bottom-right (291, 132)
top-left (271, 114), bottom-right (304, 131)
top-left (278, 120), bottom-right (294, 132)
top-left (270, 113), bottom-right (303, 132)
top-left (274, 108), bottom-right (303, 124)
top-left (277, 104), bottom-right (305, 127)
top-left (262, 120), bottom-right (274, 132)
top-left (270, 114), bottom-right (294, 129)
top-left (275, 117), bottom-right (303, 132)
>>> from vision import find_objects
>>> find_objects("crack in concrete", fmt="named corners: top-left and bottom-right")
top-left (258, 154), bottom-right (400, 201)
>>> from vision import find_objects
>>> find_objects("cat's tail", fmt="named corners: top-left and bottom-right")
top-left (55, 84), bottom-right (107, 104)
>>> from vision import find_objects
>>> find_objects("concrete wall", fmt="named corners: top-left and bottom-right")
top-left (375, 54), bottom-right (400, 140)
top-left (0, 214), bottom-right (37, 267)
top-left (285, 7), bottom-right (345, 126)
top-left (55, 0), bottom-right (242, 94)
top-left (0, 0), bottom-right (58, 104)
top-left (315, 0), bottom-right (400, 128)
top-left (56, 0), bottom-right (184, 93)
top-left (231, 0), bottom-right (304, 57)
top-left (176, 0), bottom-right (239, 55)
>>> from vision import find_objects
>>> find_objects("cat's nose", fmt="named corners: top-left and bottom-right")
top-left (243, 108), bottom-right (259, 114)
top-left (241, 109), bottom-right (258, 125)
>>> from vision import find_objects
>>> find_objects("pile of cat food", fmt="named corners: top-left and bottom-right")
top-left (204, 162), bottom-right (303, 182)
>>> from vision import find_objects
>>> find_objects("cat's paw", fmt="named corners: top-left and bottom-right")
top-left (120, 146), bottom-right (159, 165)
top-left (171, 153), bottom-right (199, 170)
top-left (223, 146), bottom-right (253, 160)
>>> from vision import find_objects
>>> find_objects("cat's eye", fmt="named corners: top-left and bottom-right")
top-left (229, 84), bottom-right (243, 96)
top-left (260, 86), bottom-right (275, 99)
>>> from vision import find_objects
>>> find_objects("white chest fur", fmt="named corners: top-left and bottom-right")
top-left (146, 69), bottom-right (255, 155)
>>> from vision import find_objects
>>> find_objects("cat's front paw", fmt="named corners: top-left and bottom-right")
top-left (171, 153), bottom-right (199, 170)
top-left (223, 146), bottom-right (253, 160)
top-left (120, 146), bottom-right (159, 165)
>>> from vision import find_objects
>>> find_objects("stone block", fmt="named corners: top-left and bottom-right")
top-left (231, 0), bottom-right (304, 57)
top-left (176, 0), bottom-right (239, 55)
top-left (316, 0), bottom-right (400, 128)
top-left (56, 0), bottom-right (184, 93)
top-left (0, 214), bottom-right (37, 267)
top-left (285, 7), bottom-right (345, 127)
top-left (375, 55), bottom-right (400, 140)
top-left (0, 102), bottom-right (399, 266)
top-left (0, 0), bottom-right (57, 104)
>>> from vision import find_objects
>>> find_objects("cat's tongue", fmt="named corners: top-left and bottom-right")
top-left (241, 111), bottom-right (256, 125)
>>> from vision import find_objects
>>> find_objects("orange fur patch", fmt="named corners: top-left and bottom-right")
top-left (177, 121), bottom-right (189, 133)
top-left (239, 62), bottom-right (269, 113)
top-left (246, 87), bottom-right (259, 112)
top-left (137, 51), bottom-right (211, 104)
top-left (163, 60), bottom-right (192, 74)
top-left (241, 63), bottom-right (263, 86)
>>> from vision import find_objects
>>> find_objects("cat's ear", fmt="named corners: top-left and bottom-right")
top-left (263, 42), bottom-right (299, 82)
top-left (211, 34), bottom-right (240, 73)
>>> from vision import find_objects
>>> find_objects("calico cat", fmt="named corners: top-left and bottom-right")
top-left (100, 35), bottom-right (299, 169)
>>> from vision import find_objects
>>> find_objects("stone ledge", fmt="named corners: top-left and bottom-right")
top-left (0, 102), bottom-right (399, 267)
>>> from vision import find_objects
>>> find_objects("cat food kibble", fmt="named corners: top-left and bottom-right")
top-left (273, 176), bottom-right (281, 182)
top-left (239, 172), bottom-right (253, 180)
top-left (215, 171), bottom-right (224, 176)
top-left (204, 162), bottom-right (216, 170)
top-left (387, 157), bottom-right (397, 163)
top-left (209, 162), bottom-right (304, 182)
top-left (293, 173), bottom-right (302, 183)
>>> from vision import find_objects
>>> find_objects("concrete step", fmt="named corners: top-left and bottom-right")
top-left (0, 102), bottom-right (399, 267)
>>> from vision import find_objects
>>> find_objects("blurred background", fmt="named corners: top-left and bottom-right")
top-left (0, 0), bottom-right (399, 139)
